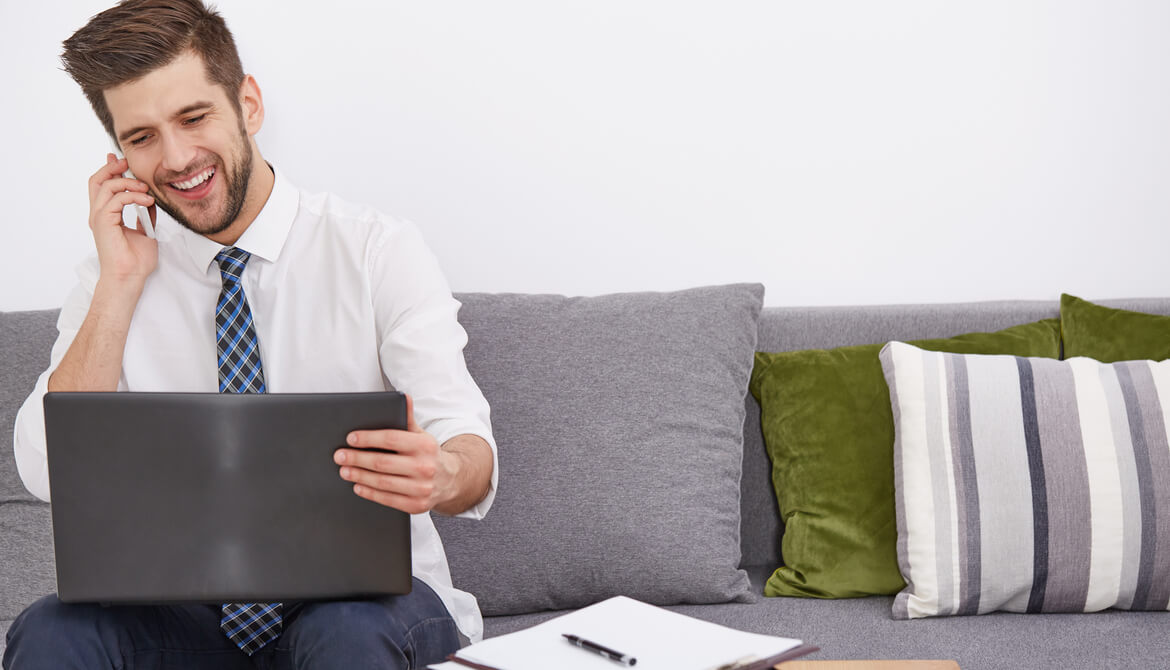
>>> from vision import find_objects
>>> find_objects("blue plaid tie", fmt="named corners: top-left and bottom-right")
top-left (214, 247), bottom-right (282, 655)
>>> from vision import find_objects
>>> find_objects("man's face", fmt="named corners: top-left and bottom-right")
top-left (105, 51), bottom-right (254, 238)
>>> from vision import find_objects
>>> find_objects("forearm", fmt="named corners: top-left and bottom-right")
top-left (48, 278), bottom-right (143, 392)
top-left (433, 433), bottom-right (494, 516)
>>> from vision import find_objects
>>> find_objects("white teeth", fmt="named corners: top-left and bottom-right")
top-left (171, 167), bottom-right (215, 191)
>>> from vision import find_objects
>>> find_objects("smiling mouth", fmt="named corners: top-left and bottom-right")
top-left (169, 167), bottom-right (216, 191)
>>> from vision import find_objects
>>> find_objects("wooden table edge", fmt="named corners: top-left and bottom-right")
top-left (777, 661), bottom-right (960, 670)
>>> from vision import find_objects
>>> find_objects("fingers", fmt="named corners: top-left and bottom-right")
top-left (334, 444), bottom-right (435, 479)
top-left (335, 448), bottom-right (437, 515)
top-left (335, 422), bottom-right (441, 514)
top-left (89, 155), bottom-right (131, 201)
top-left (97, 177), bottom-right (151, 203)
top-left (341, 466), bottom-right (434, 500)
top-left (346, 422), bottom-right (428, 452)
top-left (350, 486), bottom-right (429, 515)
top-left (90, 165), bottom-right (153, 228)
top-left (99, 191), bottom-right (155, 222)
top-left (89, 156), bottom-right (150, 201)
top-left (89, 157), bottom-right (153, 234)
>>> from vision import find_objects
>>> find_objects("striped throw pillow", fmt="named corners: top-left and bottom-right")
top-left (879, 341), bottom-right (1170, 619)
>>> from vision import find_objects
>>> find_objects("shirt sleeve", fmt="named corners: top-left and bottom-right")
top-left (13, 256), bottom-right (101, 502)
top-left (367, 218), bottom-right (498, 520)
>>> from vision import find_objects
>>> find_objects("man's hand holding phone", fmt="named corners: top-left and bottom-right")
top-left (48, 155), bottom-right (163, 394)
top-left (88, 153), bottom-right (158, 287)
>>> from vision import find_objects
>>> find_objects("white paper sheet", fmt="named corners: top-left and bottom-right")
top-left (429, 596), bottom-right (802, 670)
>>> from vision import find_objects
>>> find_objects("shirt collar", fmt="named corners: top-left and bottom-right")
top-left (178, 163), bottom-right (299, 275)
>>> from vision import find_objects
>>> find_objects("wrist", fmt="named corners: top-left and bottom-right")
top-left (432, 434), bottom-right (492, 516)
top-left (48, 278), bottom-right (142, 394)
top-left (88, 277), bottom-right (146, 332)
top-left (432, 447), bottom-right (463, 515)
top-left (93, 274), bottom-right (146, 306)
top-left (94, 241), bottom-right (157, 288)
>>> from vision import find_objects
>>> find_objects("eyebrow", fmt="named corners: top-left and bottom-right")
top-left (116, 102), bottom-right (216, 143)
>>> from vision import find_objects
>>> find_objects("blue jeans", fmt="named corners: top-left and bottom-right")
top-left (3, 579), bottom-right (459, 670)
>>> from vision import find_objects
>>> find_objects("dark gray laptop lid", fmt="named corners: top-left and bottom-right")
top-left (44, 392), bottom-right (411, 604)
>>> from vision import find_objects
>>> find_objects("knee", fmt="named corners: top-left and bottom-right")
top-left (4, 595), bottom-right (109, 667)
top-left (9, 595), bottom-right (98, 643)
top-left (284, 601), bottom-right (405, 668)
top-left (287, 598), bottom-right (458, 668)
top-left (293, 600), bottom-right (404, 649)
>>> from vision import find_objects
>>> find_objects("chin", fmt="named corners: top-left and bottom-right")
top-left (157, 201), bottom-right (234, 238)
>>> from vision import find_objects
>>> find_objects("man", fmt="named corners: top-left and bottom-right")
top-left (5, 1), bottom-right (497, 668)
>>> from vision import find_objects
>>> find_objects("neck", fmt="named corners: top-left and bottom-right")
top-left (206, 153), bottom-right (275, 247)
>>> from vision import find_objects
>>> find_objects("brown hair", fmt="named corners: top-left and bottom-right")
top-left (61, 0), bottom-right (245, 143)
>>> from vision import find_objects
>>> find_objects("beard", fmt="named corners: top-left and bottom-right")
top-left (150, 127), bottom-right (255, 238)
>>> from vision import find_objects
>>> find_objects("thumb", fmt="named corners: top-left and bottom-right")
top-left (404, 394), bottom-right (422, 433)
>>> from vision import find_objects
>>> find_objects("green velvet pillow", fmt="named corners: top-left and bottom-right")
top-left (1061, 294), bottom-right (1170, 363)
top-left (749, 319), bottom-right (1061, 598)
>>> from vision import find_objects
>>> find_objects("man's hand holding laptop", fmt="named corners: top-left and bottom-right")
top-left (336, 394), bottom-right (493, 515)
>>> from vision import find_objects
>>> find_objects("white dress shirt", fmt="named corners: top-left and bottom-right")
top-left (13, 167), bottom-right (498, 642)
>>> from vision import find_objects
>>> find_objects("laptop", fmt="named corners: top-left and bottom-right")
top-left (43, 391), bottom-right (412, 604)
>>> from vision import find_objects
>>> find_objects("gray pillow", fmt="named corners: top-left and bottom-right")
top-left (435, 284), bottom-right (763, 616)
top-left (1, 310), bottom-right (58, 504)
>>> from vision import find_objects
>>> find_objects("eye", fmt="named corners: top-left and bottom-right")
top-left (183, 114), bottom-right (207, 125)
top-left (128, 134), bottom-right (152, 146)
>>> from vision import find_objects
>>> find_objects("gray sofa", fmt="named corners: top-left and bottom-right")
top-left (3, 292), bottom-right (1169, 669)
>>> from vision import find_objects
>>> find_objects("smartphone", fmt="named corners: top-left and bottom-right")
top-left (110, 141), bottom-right (156, 239)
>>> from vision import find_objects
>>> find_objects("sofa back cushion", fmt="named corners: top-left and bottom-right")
top-left (739, 301), bottom-right (1064, 570)
top-left (1061, 294), bottom-right (1170, 363)
top-left (737, 298), bottom-right (1170, 571)
top-left (881, 342), bottom-right (1170, 618)
top-left (437, 285), bottom-right (763, 615)
top-left (752, 319), bottom-right (1062, 599)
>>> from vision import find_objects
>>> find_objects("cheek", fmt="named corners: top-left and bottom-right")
top-left (126, 156), bottom-right (156, 184)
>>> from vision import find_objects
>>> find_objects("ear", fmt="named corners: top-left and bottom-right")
top-left (238, 74), bottom-right (265, 137)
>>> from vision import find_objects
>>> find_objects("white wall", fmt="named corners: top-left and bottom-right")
top-left (2, 1), bottom-right (1168, 311)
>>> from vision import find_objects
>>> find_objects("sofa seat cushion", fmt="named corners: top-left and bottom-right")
top-left (482, 566), bottom-right (1170, 670)
top-left (436, 285), bottom-right (763, 615)
top-left (0, 501), bottom-right (54, 624)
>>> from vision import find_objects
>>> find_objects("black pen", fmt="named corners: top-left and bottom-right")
top-left (562, 633), bottom-right (637, 666)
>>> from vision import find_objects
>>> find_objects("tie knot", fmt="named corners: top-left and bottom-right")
top-left (215, 247), bottom-right (251, 283)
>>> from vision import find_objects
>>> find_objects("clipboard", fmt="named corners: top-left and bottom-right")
top-left (429, 596), bottom-right (818, 670)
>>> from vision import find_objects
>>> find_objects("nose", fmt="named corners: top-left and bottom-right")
top-left (158, 130), bottom-right (197, 175)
